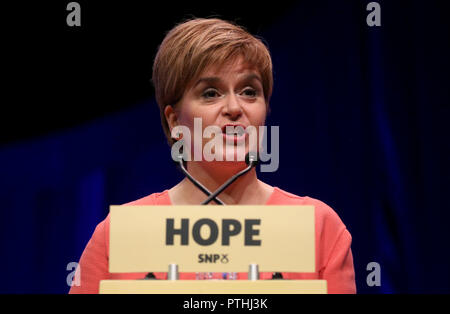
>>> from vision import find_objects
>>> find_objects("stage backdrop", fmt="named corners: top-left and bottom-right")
top-left (0, 0), bottom-right (449, 293)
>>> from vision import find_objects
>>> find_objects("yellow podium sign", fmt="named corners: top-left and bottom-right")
top-left (109, 205), bottom-right (315, 273)
top-left (99, 280), bottom-right (327, 294)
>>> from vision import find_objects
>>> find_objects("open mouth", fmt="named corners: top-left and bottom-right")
top-left (222, 124), bottom-right (246, 144)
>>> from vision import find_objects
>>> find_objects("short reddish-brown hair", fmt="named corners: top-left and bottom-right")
top-left (152, 18), bottom-right (273, 145)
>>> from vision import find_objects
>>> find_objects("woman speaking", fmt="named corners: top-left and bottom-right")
top-left (69, 18), bottom-right (356, 294)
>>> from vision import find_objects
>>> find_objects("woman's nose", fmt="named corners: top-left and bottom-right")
top-left (222, 94), bottom-right (243, 119)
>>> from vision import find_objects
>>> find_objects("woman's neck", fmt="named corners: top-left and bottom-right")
top-left (169, 161), bottom-right (273, 205)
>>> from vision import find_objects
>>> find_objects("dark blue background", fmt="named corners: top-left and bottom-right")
top-left (1, 0), bottom-right (449, 293)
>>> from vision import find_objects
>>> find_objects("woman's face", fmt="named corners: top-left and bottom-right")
top-left (167, 57), bottom-right (267, 165)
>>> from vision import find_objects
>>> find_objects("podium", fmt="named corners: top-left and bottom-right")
top-left (100, 280), bottom-right (326, 294)
top-left (99, 205), bottom-right (327, 294)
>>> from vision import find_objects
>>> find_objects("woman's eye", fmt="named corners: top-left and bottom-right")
top-left (202, 89), bottom-right (220, 99)
top-left (241, 88), bottom-right (257, 97)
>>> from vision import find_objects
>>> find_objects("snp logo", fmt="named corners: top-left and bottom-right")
top-left (198, 254), bottom-right (229, 264)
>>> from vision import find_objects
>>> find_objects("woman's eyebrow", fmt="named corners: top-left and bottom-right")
top-left (194, 73), bottom-right (262, 87)
top-left (194, 76), bottom-right (221, 87)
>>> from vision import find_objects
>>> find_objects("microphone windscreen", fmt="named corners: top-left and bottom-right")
top-left (245, 152), bottom-right (259, 166)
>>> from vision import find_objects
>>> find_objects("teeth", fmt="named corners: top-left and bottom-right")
top-left (225, 126), bottom-right (245, 136)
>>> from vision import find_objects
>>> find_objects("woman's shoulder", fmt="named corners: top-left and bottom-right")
top-left (89, 190), bottom-right (172, 249)
top-left (269, 187), bottom-right (348, 231)
top-left (122, 190), bottom-right (171, 206)
top-left (96, 190), bottom-right (171, 227)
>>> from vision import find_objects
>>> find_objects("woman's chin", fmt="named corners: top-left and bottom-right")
top-left (192, 145), bottom-right (258, 169)
top-left (200, 153), bottom-right (249, 171)
top-left (216, 145), bottom-right (252, 162)
top-left (201, 160), bottom-right (249, 177)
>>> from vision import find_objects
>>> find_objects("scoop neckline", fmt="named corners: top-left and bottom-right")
top-left (162, 186), bottom-right (279, 205)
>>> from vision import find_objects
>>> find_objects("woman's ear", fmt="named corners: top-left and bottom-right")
top-left (164, 105), bottom-right (178, 132)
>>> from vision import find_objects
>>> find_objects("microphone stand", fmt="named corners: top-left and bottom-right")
top-left (200, 154), bottom-right (258, 205)
top-left (175, 153), bottom-right (258, 205)
top-left (175, 154), bottom-right (225, 205)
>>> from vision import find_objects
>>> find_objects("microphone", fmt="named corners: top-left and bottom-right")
top-left (173, 154), bottom-right (225, 205)
top-left (200, 152), bottom-right (259, 205)
top-left (245, 151), bottom-right (259, 167)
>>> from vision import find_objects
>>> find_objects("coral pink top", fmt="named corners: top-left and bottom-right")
top-left (69, 187), bottom-right (356, 294)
